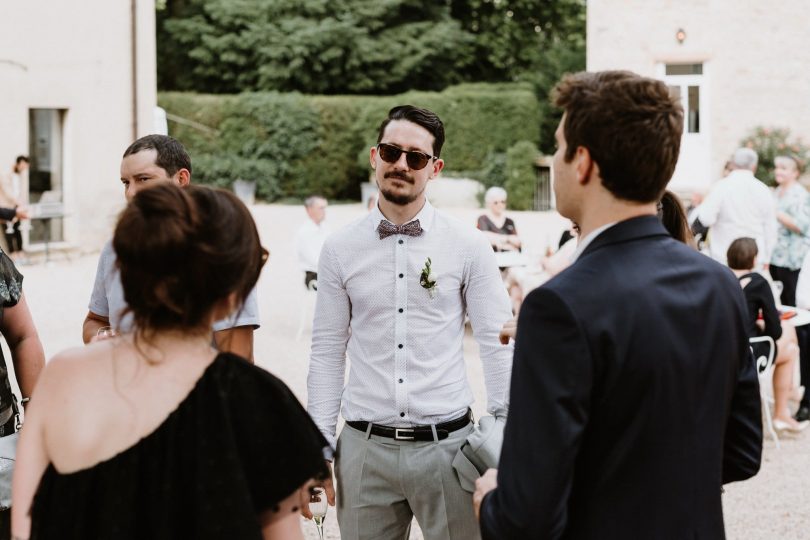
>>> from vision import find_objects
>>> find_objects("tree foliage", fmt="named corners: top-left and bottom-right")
top-left (157, 0), bottom-right (586, 100)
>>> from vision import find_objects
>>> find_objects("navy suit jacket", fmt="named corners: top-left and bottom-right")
top-left (480, 216), bottom-right (762, 539)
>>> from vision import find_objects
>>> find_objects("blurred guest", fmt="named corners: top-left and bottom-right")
top-left (695, 148), bottom-right (777, 265)
top-left (0, 157), bottom-right (29, 261)
top-left (659, 190), bottom-right (694, 245)
top-left (294, 195), bottom-right (330, 291)
top-left (728, 237), bottom-right (806, 432)
top-left (769, 155), bottom-right (810, 306)
top-left (12, 184), bottom-right (329, 540)
top-left (794, 251), bottom-right (810, 421)
top-left (477, 186), bottom-right (523, 312)
top-left (477, 187), bottom-right (521, 253)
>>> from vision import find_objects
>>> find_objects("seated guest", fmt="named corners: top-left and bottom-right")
top-left (727, 237), bottom-right (808, 432)
top-left (295, 195), bottom-right (330, 291)
top-left (12, 184), bottom-right (329, 539)
top-left (477, 186), bottom-right (523, 312)
top-left (477, 186), bottom-right (521, 253)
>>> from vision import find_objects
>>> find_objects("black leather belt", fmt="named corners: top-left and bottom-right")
top-left (347, 410), bottom-right (472, 442)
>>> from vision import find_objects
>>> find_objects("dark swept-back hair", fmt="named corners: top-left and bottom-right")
top-left (553, 70), bottom-right (684, 202)
top-left (113, 183), bottom-right (265, 338)
top-left (727, 237), bottom-right (758, 270)
top-left (123, 134), bottom-right (192, 177)
top-left (376, 105), bottom-right (446, 157)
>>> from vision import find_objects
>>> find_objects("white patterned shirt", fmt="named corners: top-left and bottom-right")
top-left (307, 201), bottom-right (513, 447)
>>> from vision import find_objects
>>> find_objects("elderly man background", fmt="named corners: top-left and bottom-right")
top-left (695, 147), bottom-right (777, 266)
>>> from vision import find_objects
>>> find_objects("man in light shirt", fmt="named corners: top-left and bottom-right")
top-left (294, 195), bottom-right (329, 290)
top-left (695, 148), bottom-right (777, 265)
top-left (82, 135), bottom-right (260, 360)
top-left (306, 105), bottom-right (513, 539)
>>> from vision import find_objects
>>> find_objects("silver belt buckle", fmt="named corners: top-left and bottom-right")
top-left (394, 428), bottom-right (415, 440)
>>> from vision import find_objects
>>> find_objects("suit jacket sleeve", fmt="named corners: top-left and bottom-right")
top-left (722, 336), bottom-right (763, 484)
top-left (480, 287), bottom-right (591, 539)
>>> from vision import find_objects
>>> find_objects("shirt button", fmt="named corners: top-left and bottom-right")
top-left (398, 344), bottom-right (403, 349)
top-left (398, 378), bottom-right (403, 383)
top-left (399, 273), bottom-right (404, 278)
top-left (400, 412), bottom-right (405, 418)
top-left (398, 308), bottom-right (404, 313)
top-left (398, 239), bottom-right (404, 245)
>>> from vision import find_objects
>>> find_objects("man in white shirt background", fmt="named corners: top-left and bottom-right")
top-left (294, 195), bottom-right (329, 290)
top-left (306, 105), bottom-right (513, 539)
top-left (695, 147), bottom-right (777, 266)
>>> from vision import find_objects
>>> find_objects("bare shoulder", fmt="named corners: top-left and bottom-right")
top-left (36, 342), bottom-right (119, 406)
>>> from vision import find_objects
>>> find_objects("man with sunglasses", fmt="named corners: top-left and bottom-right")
top-left (307, 105), bottom-right (513, 539)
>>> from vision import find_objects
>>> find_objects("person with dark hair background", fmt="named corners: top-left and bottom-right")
top-left (12, 183), bottom-right (329, 539)
top-left (0, 156), bottom-right (30, 261)
top-left (82, 135), bottom-right (260, 360)
top-left (727, 237), bottom-right (806, 433)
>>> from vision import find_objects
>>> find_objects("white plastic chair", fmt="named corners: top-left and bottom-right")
top-left (750, 335), bottom-right (778, 448)
top-left (296, 280), bottom-right (318, 341)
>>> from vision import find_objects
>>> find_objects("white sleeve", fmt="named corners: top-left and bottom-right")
top-left (696, 182), bottom-right (723, 227)
top-left (307, 241), bottom-right (351, 448)
top-left (796, 252), bottom-right (810, 310)
top-left (762, 195), bottom-right (778, 264)
top-left (463, 232), bottom-right (514, 417)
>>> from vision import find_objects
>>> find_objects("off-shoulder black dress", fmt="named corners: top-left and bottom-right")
top-left (30, 353), bottom-right (329, 539)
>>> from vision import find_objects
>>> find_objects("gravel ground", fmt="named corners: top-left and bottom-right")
top-left (17, 202), bottom-right (809, 539)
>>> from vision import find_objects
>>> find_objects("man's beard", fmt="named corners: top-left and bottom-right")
top-left (377, 173), bottom-right (424, 206)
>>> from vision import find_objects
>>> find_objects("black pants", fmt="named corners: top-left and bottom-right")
top-left (3, 221), bottom-right (21, 254)
top-left (305, 271), bottom-right (318, 291)
top-left (769, 264), bottom-right (800, 306)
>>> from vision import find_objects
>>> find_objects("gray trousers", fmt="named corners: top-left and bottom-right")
top-left (335, 423), bottom-right (479, 540)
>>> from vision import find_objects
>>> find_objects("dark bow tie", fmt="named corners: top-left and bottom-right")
top-left (377, 219), bottom-right (423, 239)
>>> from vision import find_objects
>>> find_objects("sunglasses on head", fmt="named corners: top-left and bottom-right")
top-left (376, 143), bottom-right (437, 171)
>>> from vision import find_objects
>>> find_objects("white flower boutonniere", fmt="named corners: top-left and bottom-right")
top-left (420, 257), bottom-right (438, 299)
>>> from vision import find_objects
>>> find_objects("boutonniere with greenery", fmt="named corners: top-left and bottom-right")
top-left (420, 257), bottom-right (438, 299)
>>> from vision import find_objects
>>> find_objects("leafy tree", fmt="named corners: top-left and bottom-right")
top-left (157, 0), bottom-right (586, 98)
top-left (158, 0), bottom-right (476, 94)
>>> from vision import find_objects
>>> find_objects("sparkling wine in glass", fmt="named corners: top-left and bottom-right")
top-left (309, 487), bottom-right (327, 539)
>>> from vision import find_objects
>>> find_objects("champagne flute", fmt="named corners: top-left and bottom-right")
top-left (309, 486), bottom-right (327, 540)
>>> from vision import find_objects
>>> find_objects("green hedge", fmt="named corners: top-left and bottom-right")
top-left (159, 83), bottom-right (540, 201)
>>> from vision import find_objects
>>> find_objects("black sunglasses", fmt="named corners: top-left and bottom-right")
top-left (376, 143), bottom-right (437, 171)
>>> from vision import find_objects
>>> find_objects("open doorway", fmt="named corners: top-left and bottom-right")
top-left (27, 108), bottom-right (65, 245)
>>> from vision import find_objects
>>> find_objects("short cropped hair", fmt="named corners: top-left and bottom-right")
top-left (552, 70), bottom-right (684, 202)
top-left (123, 134), bottom-right (192, 177)
top-left (304, 195), bottom-right (326, 208)
top-left (484, 186), bottom-right (507, 205)
top-left (731, 148), bottom-right (758, 171)
top-left (377, 105), bottom-right (445, 157)
top-left (727, 237), bottom-right (758, 270)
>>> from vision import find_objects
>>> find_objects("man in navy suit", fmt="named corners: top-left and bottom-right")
top-left (474, 70), bottom-right (762, 539)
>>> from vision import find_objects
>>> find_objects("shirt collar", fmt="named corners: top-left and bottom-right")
top-left (371, 198), bottom-right (436, 234)
top-left (569, 221), bottom-right (618, 264)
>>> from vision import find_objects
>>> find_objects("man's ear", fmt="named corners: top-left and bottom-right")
top-left (369, 147), bottom-right (377, 170)
top-left (574, 146), bottom-right (595, 185)
top-left (175, 168), bottom-right (191, 187)
top-left (430, 158), bottom-right (444, 178)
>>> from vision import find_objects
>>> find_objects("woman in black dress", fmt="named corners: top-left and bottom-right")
top-left (477, 186), bottom-right (523, 313)
top-left (12, 184), bottom-right (329, 539)
top-left (727, 237), bottom-right (807, 433)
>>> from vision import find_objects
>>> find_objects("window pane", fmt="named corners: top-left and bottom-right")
top-left (668, 85), bottom-right (681, 101)
top-left (688, 86), bottom-right (700, 133)
top-left (665, 63), bottom-right (703, 75)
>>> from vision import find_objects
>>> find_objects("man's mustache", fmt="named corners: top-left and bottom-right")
top-left (384, 171), bottom-right (414, 183)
